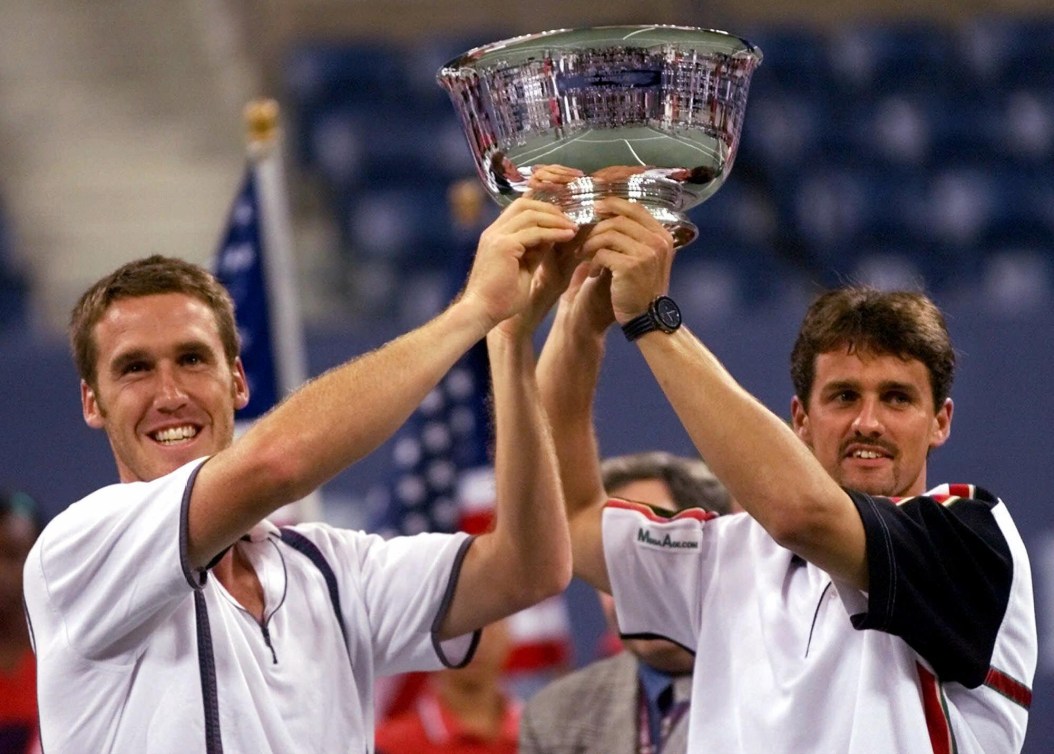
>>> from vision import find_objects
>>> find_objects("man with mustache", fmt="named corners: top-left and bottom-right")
top-left (537, 197), bottom-right (1037, 753)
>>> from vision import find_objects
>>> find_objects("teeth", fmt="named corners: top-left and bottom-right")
top-left (154, 426), bottom-right (198, 444)
top-left (853, 449), bottom-right (882, 459)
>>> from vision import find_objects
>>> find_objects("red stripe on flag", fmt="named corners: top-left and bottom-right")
top-left (985, 666), bottom-right (1033, 709)
top-left (459, 510), bottom-right (494, 535)
top-left (505, 639), bottom-right (571, 673)
top-left (917, 664), bottom-right (953, 754)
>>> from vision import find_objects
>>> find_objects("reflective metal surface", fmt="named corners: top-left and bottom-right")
top-left (438, 26), bottom-right (762, 246)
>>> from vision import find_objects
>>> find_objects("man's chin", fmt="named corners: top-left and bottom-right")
top-left (836, 471), bottom-right (898, 498)
top-left (146, 447), bottom-right (205, 479)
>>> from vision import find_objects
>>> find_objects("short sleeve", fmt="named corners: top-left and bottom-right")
top-left (847, 485), bottom-right (1014, 687)
top-left (28, 458), bottom-right (207, 661)
top-left (291, 526), bottom-right (479, 676)
top-left (601, 499), bottom-right (718, 651)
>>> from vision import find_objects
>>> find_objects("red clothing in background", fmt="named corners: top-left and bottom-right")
top-left (375, 689), bottom-right (519, 754)
top-left (0, 648), bottom-right (38, 754)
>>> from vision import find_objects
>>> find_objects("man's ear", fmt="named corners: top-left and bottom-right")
top-left (930, 397), bottom-right (953, 451)
top-left (232, 358), bottom-right (250, 410)
top-left (81, 380), bottom-right (105, 429)
top-left (791, 395), bottom-right (811, 445)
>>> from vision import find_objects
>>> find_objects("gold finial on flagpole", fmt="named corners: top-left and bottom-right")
top-left (244, 97), bottom-right (280, 145)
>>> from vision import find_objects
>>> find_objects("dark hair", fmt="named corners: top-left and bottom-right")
top-left (790, 286), bottom-right (955, 411)
top-left (69, 255), bottom-right (240, 390)
top-left (601, 451), bottom-right (734, 516)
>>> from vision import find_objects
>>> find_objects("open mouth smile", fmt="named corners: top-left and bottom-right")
top-left (150, 425), bottom-right (200, 445)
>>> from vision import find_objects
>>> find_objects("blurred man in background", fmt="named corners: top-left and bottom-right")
top-left (520, 451), bottom-right (736, 754)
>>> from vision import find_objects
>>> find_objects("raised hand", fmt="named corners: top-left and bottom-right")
top-left (460, 198), bottom-right (579, 333)
top-left (527, 164), bottom-right (585, 189)
top-left (579, 198), bottom-right (675, 325)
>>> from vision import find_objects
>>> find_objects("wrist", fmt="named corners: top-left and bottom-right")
top-left (621, 296), bottom-right (682, 342)
top-left (450, 291), bottom-right (501, 341)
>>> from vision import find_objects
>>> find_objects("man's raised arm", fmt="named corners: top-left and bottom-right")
top-left (189, 199), bottom-right (579, 571)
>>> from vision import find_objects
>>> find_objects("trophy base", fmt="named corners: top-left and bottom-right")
top-left (530, 176), bottom-right (699, 248)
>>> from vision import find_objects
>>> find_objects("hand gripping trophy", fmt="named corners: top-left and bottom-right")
top-left (438, 25), bottom-right (763, 247)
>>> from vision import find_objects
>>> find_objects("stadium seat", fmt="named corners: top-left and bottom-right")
top-left (823, 20), bottom-right (955, 98)
top-left (951, 15), bottom-right (1054, 92)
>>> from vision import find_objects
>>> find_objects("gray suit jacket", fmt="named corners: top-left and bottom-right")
top-left (519, 652), bottom-right (690, 754)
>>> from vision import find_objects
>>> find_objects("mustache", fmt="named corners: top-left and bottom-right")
top-left (840, 435), bottom-right (897, 457)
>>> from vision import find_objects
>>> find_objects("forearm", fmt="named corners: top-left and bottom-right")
top-left (189, 298), bottom-right (491, 566)
top-left (537, 312), bottom-right (606, 513)
top-left (635, 327), bottom-right (865, 582)
top-left (438, 329), bottom-right (572, 638)
top-left (489, 331), bottom-right (572, 594)
top-left (536, 310), bottom-right (611, 591)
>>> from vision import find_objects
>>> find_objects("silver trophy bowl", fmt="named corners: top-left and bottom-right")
top-left (438, 25), bottom-right (763, 247)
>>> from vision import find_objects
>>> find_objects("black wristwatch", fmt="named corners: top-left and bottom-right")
top-left (621, 295), bottom-right (682, 342)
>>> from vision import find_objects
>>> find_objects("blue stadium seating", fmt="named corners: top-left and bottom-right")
top-left (283, 16), bottom-right (1054, 308)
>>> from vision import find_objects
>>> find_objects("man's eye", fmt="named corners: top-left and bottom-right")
top-left (123, 362), bottom-right (146, 375)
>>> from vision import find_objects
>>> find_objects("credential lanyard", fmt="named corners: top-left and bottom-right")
top-left (637, 683), bottom-right (690, 754)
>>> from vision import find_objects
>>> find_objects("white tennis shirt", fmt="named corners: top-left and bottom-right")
top-left (23, 458), bottom-right (476, 753)
top-left (603, 483), bottom-right (1036, 753)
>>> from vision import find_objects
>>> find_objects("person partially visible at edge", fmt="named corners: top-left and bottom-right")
top-left (376, 618), bottom-right (519, 754)
top-left (22, 196), bottom-right (578, 753)
top-left (0, 489), bottom-right (43, 754)
top-left (520, 451), bottom-right (736, 754)
top-left (534, 197), bottom-right (1037, 753)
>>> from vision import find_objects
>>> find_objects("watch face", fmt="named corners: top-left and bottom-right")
top-left (653, 296), bottom-right (682, 330)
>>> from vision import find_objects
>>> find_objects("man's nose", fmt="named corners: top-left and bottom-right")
top-left (155, 365), bottom-right (188, 408)
top-left (851, 397), bottom-right (884, 436)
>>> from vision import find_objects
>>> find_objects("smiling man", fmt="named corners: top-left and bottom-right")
top-left (22, 196), bottom-right (577, 753)
top-left (537, 198), bottom-right (1038, 753)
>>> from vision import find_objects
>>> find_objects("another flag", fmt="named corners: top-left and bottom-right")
top-left (214, 99), bottom-right (319, 523)
top-left (215, 168), bottom-right (279, 420)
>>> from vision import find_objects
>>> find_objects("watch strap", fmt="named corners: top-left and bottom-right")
top-left (621, 296), bottom-right (681, 342)
top-left (621, 309), bottom-right (660, 341)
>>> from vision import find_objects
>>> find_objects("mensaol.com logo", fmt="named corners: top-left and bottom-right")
top-left (636, 526), bottom-right (700, 552)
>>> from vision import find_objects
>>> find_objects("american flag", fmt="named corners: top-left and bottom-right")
top-left (369, 340), bottom-right (494, 538)
top-left (213, 108), bottom-right (320, 523)
top-left (214, 167), bottom-right (280, 420)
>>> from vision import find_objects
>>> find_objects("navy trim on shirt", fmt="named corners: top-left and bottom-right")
top-left (430, 534), bottom-right (482, 669)
top-left (194, 590), bottom-right (224, 754)
top-left (193, 526), bottom-right (354, 752)
top-left (847, 486), bottom-right (1013, 688)
top-left (179, 461), bottom-right (210, 589)
top-left (278, 528), bottom-right (351, 661)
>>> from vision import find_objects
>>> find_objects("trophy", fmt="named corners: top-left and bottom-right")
top-left (438, 25), bottom-right (762, 247)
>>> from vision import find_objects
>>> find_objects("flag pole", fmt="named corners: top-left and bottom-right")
top-left (243, 98), bottom-right (323, 523)
top-left (244, 99), bottom-right (310, 402)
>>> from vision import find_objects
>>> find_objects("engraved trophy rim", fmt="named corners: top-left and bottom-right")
top-left (440, 25), bottom-right (763, 71)
top-left (438, 25), bottom-right (763, 248)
